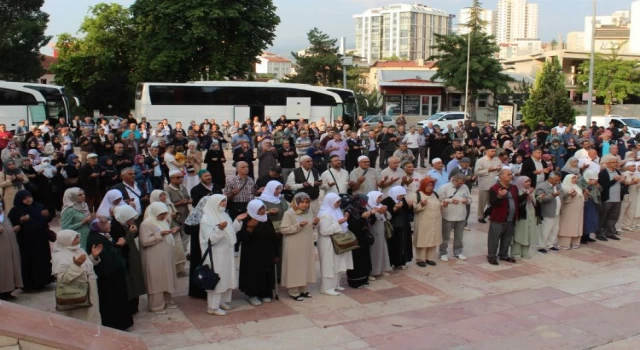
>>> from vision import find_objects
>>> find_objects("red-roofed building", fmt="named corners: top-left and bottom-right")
top-left (255, 52), bottom-right (293, 79)
top-left (38, 54), bottom-right (58, 84)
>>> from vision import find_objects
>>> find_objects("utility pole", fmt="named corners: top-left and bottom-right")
top-left (464, 31), bottom-right (471, 119)
top-left (586, 0), bottom-right (597, 125)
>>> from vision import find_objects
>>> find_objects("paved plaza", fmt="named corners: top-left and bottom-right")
top-left (10, 151), bottom-right (640, 350)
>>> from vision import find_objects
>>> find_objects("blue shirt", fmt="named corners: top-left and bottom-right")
top-left (446, 159), bottom-right (460, 174)
top-left (427, 169), bottom-right (449, 192)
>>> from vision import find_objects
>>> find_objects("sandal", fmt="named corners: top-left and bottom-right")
top-left (289, 294), bottom-right (304, 301)
top-left (300, 292), bottom-right (312, 299)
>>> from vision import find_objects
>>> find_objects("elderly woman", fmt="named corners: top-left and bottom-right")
top-left (578, 169), bottom-right (601, 244)
top-left (96, 189), bottom-right (125, 219)
top-left (382, 186), bottom-right (413, 269)
top-left (411, 177), bottom-right (443, 267)
top-left (0, 159), bottom-right (29, 213)
top-left (61, 188), bottom-right (93, 249)
top-left (617, 162), bottom-right (640, 232)
top-left (258, 180), bottom-right (289, 232)
top-left (113, 205), bottom-right (146, 314)
top-left (367, 191), bottom-right (392, 278)
top-left (561, 157), bottom-right (580, 181)
top-left (139, 202), bottom-right (179, 314)
top-left (512, 176), bottom-right (539, 260)
top-left (147, 190), bottom-right (186, 274)
top-left (0, 201), bottom-right (22, 301)
top-left (184, 140), bottom-right (202, 192)
top-left (344, 195), bottom-right (373, 289)
top-left (51, 229), bottom-right (102, 323)
top-left (9, 190), bottom-right (52, 290)
top-left (86, 218), bottom-right (134, 330)
top-left (237, 199), bottom-right (278, 306)
top-left (200, 194), bottom-right (242, 316)
top-left (280, 192), bottom-right (317, 300)
top-left (558, 174), bottom-right (585, 249)
top-left (317, 193), bottom-right (353, 296)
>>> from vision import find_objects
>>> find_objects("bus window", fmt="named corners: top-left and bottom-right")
top-left (29, 103), bottom-right (47, 123)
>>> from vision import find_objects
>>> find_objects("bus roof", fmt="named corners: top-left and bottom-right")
top-left (0, 81), bottom-right (65, 90)
top-left (0, 82), bottom-right (46, 102)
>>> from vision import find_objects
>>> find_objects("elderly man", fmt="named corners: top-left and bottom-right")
top-left (349, 155), bottom-right (385, 196)
top-left (321, 155), bottom-right (351, 195)
top-left (277, 139), bottom-right (297, 182)
top-left (474, 146), bottom-right (503, 223)
top-left (535, 171), bottom-right (563, 253)
top-left (287, 155), bottom-right (322, 215)
top-left (190, 169), bottom-right (221, 207)
top-left (450, 157), bottom-right (476, 230)
top-left (379, 156), bottom-right (405, 198)
top-left (597, 154), bottom-right (625, 241)
top-left (521, 148), bottom-right (551, 188)
top-left (437, 173), bottom-right (471, 262)
top-left (166, 169), bottom-right (193, 253)
top-left (393, 142), bottom-right (415, 166)
top-left (578, 149), bottom-right (601, 174)
top-left (427, 158), bottom-right (449, 192)
top-left (486, 168), bottom-right (519, 265)
top-left (111, 167), bottom-right (149, 218)
top-left (145, 143), bottom-right (165, 190)
top-left (224, 161), bottom-right (255, 220)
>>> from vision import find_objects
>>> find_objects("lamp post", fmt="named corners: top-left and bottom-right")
top-left (464, 31), bottom-right (471, 119)
top-left (586, 0), bottom-right (596, 125)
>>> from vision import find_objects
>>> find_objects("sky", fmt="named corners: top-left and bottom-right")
top-left (42, 0), bottom-right (635, 57)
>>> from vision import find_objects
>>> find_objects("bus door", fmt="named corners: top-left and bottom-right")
top-left (234, 106), bottom-right (251, 124)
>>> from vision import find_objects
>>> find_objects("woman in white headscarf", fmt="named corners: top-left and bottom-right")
top-left (617, 162), bottom-right (640, 232)
top-left (558, 174), bottom-right (584, 249)
top-left (258, 180), bottom-right (289, 233)
top-left (317, 193), bottom-right (353, 296)
top-left (146, 190), bottom-right (186, 274)
top-left (236, 199), bottom-right (278, 306)
top-left (381, 186), bottom-right (413, 269)
top-left (35, 157), bottom-right (57, 179)
top-left (51, 229), bottom-right (102, 324)
top-left (184, 140), bottom-right (202, 193)
top-left (139, 202), bottom-right (179, 314)
top-left (61, 188), bottom-right (93, 249)
top-left (366, 191), bottom-right (392, 279)
top-left (96, 189), bottom-right (125, 219)
top-left (199, 194), bottom-right (243, 316)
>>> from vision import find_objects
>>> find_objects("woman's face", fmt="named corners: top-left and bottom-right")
top-left (524, 179), bottom-right (532, 189)
top-left (77, 191), bottom-right (85, 203)
top-left (570, 159), bottom-right (578, 167)
top-left (189, 144), bottom-right (195, 150)
top-left (159, 192), bottom-right (167, 202)
top-left (425, 183), bottom-right (434, 193)
top-left (396, 194), bottom-right (405, 202)
top-left (257, 206), bottom-right (266, 215)
top-left (297, 199), bottom-right (310, 210)
top-left (333, 200), bottom-right (341, 208)
top-left (157, 213), bottom-right (168, 221)
top-left (274, 186), bottom-right (282, 197)
top-left (516, 156), bottom-right (523, 164)
top-left (126, 218), bottom-right (136, 226)
top-left (72, 235), bottom-right (80, 246)
top-left (113, 198), bottom-right (122, 206)
top-left (22, 196), bottom-right (33, 205)
top-left (571, 176), bottom-right (578, 184)
top-left (588, 179), bottom-right (597, 185)
top-left (219, 199), bottom-right (227, 209)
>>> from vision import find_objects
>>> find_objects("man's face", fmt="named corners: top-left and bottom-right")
top-left (453, 178), bottom-right (464, 188)
top-left (611, 145), bottom-right (619, 155)
top-left (237, 163), bottom-right (249, 175)
top-left (176, 132), bottom-right (183, 139)
top-left (170, 172), bottom-right (183, 185)
top-left (486, 149), bottom-right (496, 158)
top-left (400, 144), bottom-right (408, 151)
top-left (34, 130), bottom-right (41, 137)
top-left (359, 159), bottom-right (370, 170)
top-left (0, 125), bottom-right (5, 132)
top-left (404, 163), bottom-right (414, 175)
top-left (548, 176), bottom-right (560, 186)
top-left (122, 170), bottom-right (135, 183)
top-left (114, 144), bottom-right (124, 154)
top-left (389, 158), bottom-right (399, 170)
top-left (387, 128), bottom-right (395, 134)
top-left (330, 157), bottom-right (342, 168)
top-left (499, 170), bottom-right (513, 183)
top-left (532, 150), bottom-right (542, 160)
top-left (460, 162), bottom-right (469, 170)
top-left (433, 161), bottom-right (443, 170)
top-left (455, 151), bottom-right (464, 160)
top-left (129, 123), bottom-right (136, 130)
top-left (150, 147), bottom-right (158, 156)
top-left (301, 158), bottom-right (312, 170)
top-left (88, 157), bottom-right (97, 166)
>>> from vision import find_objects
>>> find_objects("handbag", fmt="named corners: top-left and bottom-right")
top-left (192, 239), bottom-right (220, 291)
top-left (330, 230), bottom-right (359, 254)
top-left (55, 281), bottom-right (92, 311)
top-left (367, 232), bottom-right (375, 245)
top-left (383, 221), bottom-right (394, 240)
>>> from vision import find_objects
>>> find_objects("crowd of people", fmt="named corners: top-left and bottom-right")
top-left (0, 113), bottom-right (638, 328)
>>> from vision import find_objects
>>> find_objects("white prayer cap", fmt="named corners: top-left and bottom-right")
top-left (87, 153), bottom-right (98, 159)
top-left (300, 155), bottom-right (312, 162)
top-left (169, 170), bottom-right (182, 177)
top-left (431, 158), bottom-right (442, 165)
top-left (151, 141), bottom-right (159, 148)
top-left (358, 155), bottom-right (369, 163)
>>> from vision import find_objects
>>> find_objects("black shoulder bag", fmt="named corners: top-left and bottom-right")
top-left (192, 239), bottom-right (220, 291)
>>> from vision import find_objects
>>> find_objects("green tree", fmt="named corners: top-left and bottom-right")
top-left (521, 58), bottom-right (575, 127)
top-left (52, 3), bottom-right (136, 114)
top-left (130, 0), bottom-right (279, 82)
top-left (287, 28), bottom-right (346, 86)
top-left (428, 1), bottom-right (511, 119)
top-left (577, 49), bottom-right (640, 115)
top-left (0, 0), bottom-right (51, 81)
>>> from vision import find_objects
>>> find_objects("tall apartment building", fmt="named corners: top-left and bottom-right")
top-left (494, 0), bottom-right (538, 43)
top-left (457, 7), bottom-right (493, 35)
top-left (354, 3), bottom-right (451, 64)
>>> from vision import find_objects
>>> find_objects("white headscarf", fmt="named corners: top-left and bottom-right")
top-left (51, 229), bottom-right (93, 276)
top-left (61, 187), bottom-right (90, 217)
top-left (247, 199), bottom-right (268, 222)
top-left (583, 169), bottom-right (599, 182)
top-left (258, 180), bottom-right (282, 204)
top-left (35, 157), bottom-right (56, 178)
top-left (388, 186), bottom-right (407, 203)
top-left (145, 190), bottom-right (176, 221)
top-left (97, 189), bottom-right (124, 218)
top-left (561, 174), bottom-right (583, 199)
top-left (318, 192), bottom-right (347, 231)
top-left (201, 194), bottom-right (236, 245)
top-left (143, 202), bottom-right (174, 246)
top-left (367, 191), bottom-right (383, 209)
top-left (114, 204), bottom-right (138, 225)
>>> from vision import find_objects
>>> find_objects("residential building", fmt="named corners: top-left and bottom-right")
top-left (494, 0), bottom-right (539, 44)
top-left (584, 11), bottom-right (630, 53)
top-left (631, 1), bottom-right (640, 53)
top-left (353, 3), bottom-right (452, 64)
top-left (255, 52), bottom-right (293, 79)
top-left (38, 55), bottom-right (57, 84)
top-left (457, 7), bottom-right (493, 35)
top-left (567, 32), bottom-right (585, 51)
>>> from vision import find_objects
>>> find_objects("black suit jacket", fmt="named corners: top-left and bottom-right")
top-left (110, 182), bottom-right (149, 214)
top-left (599, 168), bottom-right (622, 203)
top-left (521, 158), bottom-right (548, 188)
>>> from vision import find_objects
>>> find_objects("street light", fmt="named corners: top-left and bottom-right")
top-left (464, 31), bottom-right (471, 120)
top-left (586, 0), bottom-right (596, 125)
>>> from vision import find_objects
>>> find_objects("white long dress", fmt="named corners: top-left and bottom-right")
top-left (317, 215), bottom-right (353, 279)
top-left (199, 220), bottom-right (241, 293)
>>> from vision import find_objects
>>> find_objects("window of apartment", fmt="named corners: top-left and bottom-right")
top-left (450, 94), bottom-right (462, 109)
top-left (477, 94), bottom-right (488, 108)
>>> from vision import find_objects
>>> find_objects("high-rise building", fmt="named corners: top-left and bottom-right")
top-left (567, 32), bottom-right (585, 51)
top-left (354, 3), bottom-right (451, 64)
top-left (457, 7), bottom-right (493, 35)
top-left (494, 0), bottom-right (539, 44)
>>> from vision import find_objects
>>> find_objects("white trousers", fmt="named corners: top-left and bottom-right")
top-left (321, 272), bottom-right (343, 292)
top-left (539, 216), bottom-right (559, 249)
top-left (207, 289), bottom-right (232, 310)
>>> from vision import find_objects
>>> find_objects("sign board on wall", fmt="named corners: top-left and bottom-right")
top-left (402, 95), bottom-right (420, 115)
top-left (497, 105), bottom-right (514, 125)
top-left (385, 95), bottom-right (402, 116)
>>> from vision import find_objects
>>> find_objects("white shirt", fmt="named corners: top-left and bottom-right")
top-left (402, 133), bottom-right (420, 149)
top-left (164, 153), bottom-right (180, 171)
top-left (574, 148), bottom-right (589, 160)
top-left (579, 157), bottom-right (600, 173)
top-left (380, 167), bottom-right (406, 198)
top-left (404, 172), bottom-right (423, 196)
top-left (555, 126), bottom-right (567, 134)
top-left (109, 118), bottom-right (121, 129)
top-left (320, 168), bottom-right (350, 195)
top-left (286, 168), bottom-right (318, 191)
top-left (124, 183), bottom-right (142, 216)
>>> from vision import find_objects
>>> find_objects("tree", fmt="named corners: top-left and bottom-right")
top-left (428, 1), bottom-right (511, 119)
top-left (287, 28), bottom-right (346, 86)
top-left (577, 48), bottom-right (640, 115)
top-left (521, 58), bottom-right (575, 128)
top-left (53, 3), bottom-right (136, 114)
top-left (466, 0), bottom-right (488, 33)
top-left (0, 0), bottom-right (51, 81)
top-left (551, 39), bottom-right (558, 50)
top-left (130, 0), bottom-right (279, 82)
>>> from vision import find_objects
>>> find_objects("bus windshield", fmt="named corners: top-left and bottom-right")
top-left (23, 85), bottom-right (68, 120)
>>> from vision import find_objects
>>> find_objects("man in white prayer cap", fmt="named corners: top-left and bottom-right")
top-left (349, 155), bottom-right (386, 196)
top-left (427, 158), bottom-right (449, 192)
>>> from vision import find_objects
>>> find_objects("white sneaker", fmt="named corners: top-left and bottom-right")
top-left (165, 302), bottom-right (178, 309)
top-left (368, 276), bottom-right (376, 281)
top-left (440, 255), bottom-right (449, 262)
top-left (455, 254), bottom-right (467, 261)
top-left (153, 309), bottom-right (168, 315)
top-left (207, 308), bottom-right (227, 316)
top-left (335, 286), bottom-right (345, 292)
top-left (220, 302), bottom-right (233, 311)
top-left (320, 289), bottom-right (341, 296)
top-left (248, 297), bottom-right (262, 306)
top-left (381, 272), bottom-right (390, 276)
top-left (464, 227), bottom-right (471, 231)
top-left (261, 298), bottom-right (272, 303)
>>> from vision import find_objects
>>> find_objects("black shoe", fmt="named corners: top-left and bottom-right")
top-left (596, 235), bottom-right (609, 241)
top-left (549, 247), bottom-right (560, 252)
top-left (487, 258), bottom-right (499, 265)
top-left (478, 218), bottom-right (487, 223)
top-left (500, 257), bottom-right (517, 263)
top-left (580, 238), bottom-right (589, 244)
top-left (606, 234), bottom-right (621, 241)
top-left (537, 249), bottom-right (548, 254)
top-left (613, 231), bottom-right (621, 235)
top-left (586, 237), bottom-right (597, 243)
top-left (416, 261), bottom-right (427, 267)
top-left (300, 292), bottom-right (312, 299)
top-left (426, 260), bottom-right (436, 266)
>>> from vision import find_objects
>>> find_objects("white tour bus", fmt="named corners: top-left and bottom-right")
top-left (0, 82), bottom-right (78, 129)
top-left (134, 81), bottom-right (355, 126)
